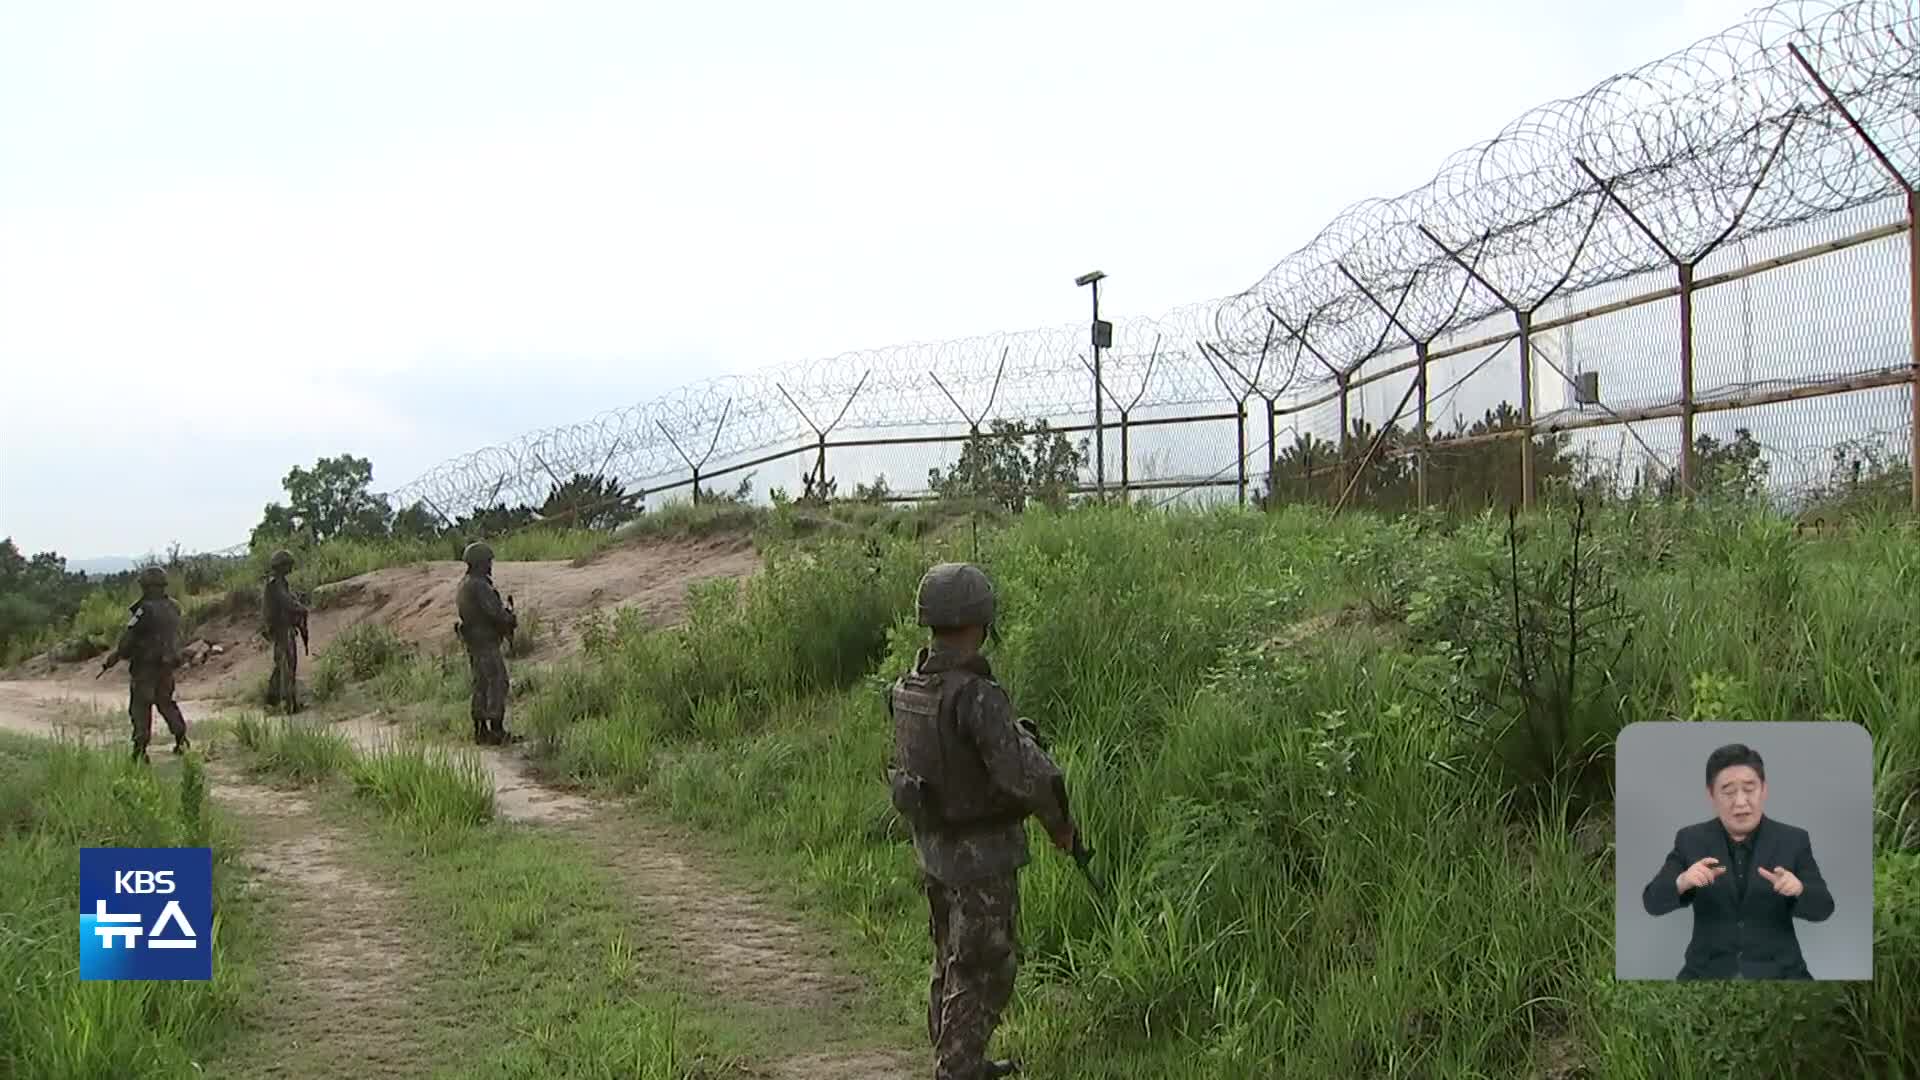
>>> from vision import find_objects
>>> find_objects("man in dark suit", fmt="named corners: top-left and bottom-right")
top-left (1641, 742), bottom-right (1835, 979)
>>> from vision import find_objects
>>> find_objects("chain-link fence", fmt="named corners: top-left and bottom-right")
top-left (321, 0), bottom-right (1913, 535)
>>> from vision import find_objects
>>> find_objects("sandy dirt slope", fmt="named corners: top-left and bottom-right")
top-left (17, 534), bottom-right (761, 698)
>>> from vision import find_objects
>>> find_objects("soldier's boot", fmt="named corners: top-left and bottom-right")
top-left (131, 744), bottom-right (149, 764)
top-left (172, 735), bottom-right (191, 754)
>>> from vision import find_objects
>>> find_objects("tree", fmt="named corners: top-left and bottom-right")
top-left (692, 473), bottom-right (756, 505)
top-left (1257, 401), bottom-right (1591, 512)
top-left (453, 502), bottom-right (540, 539)
top-left (0, 537), bottom-right (90, 658)
top-left (1633, 428), bottom-right (1769, 501)
top-left (539, 472), bottom-right (641, 529)
top-left (390, 502), bottom-right (446, 542)
top-left (928, 418), bottom-right (1088, 512)
top-left (253, 454), bottom-right (393, 544)
top-left (1692, 429), bottom-right (1770, 500)
top-left (1262, 431), bottom-right (1342, 506)
top-left (1426, 402), bottom-right (1581, 511)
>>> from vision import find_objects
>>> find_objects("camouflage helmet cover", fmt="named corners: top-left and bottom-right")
top-left (138, 565), bottom-right (168, 588)
top-left (915, 562), bottom-right (996, 628)
top-left (269, 548), bottom-right (295, 571)
top-left (462, 541), bottom-right (494, 568)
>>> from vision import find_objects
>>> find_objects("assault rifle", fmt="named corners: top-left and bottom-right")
top-left (293, 594), bottom-right (311, 656)
top-left (1051, 774), bottom-right (1105, 899)
top-left (1020, 716), bottom-right (1105, 898)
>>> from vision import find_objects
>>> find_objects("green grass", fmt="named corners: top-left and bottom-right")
top-left (308, 621), bottom-right (415, 703)
top-left (504, 497), bottom-right (1920, 1078)
top-left (13, 491), bottom-right (1915, 1075)
top-left (232, 713), bottom-right (356, 782)
top-left (347, 741), bottom-right (495, 851)
top-left (403, 828), bottom-right (727, 1079)
top-left (0, 735), bottom-right (263, 1079)
top-left (212, 711), bottom-right (771, 1076)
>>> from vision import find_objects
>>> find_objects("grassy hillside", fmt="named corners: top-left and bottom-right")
top-left (14, 492), bottom-right (1916, 1076)
top-left (0, 738), bottom-right (265, 1078)
top-left (467, 499), bottom-right (1916, 1077)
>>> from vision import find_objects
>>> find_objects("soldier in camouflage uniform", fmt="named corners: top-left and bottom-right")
top-left (887, 562), bottom-right (1078, 1080)
top-left (262, 549), bottom-right (308, 713)
top-left (454, 541), bottom-right (518, 745)
top-left (99, 565), bottom-right (191, 762)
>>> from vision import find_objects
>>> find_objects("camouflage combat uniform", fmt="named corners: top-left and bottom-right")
top-left (454, 541), bottom-right (517, 744)
top-left (101, 566), bottom-right (190, 761)
top-left (263, 550), bottom-right (307, 712)
top-left (889, 563), bottom-right (1073, 1080)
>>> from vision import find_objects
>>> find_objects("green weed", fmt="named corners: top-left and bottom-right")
top-left (0, 735), bottom-right (261, 1078)
top-left (310, 621), bottom-right (413, 703)
top-left (347, 741), bottom-right (495, 851)
top-left (509, 499), bottom-right (1918, 1076)
top-left (232, 714), bottom-right (354, 783)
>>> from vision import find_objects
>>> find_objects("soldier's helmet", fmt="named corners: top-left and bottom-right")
top-left (462, 541), bottom-right (494, 569)
top-left (915, 562), bottom-right (996, 629)
top-left (269, 549), bottom-right (295, 572)
top-left (138, 565), bottom-right (168, 590)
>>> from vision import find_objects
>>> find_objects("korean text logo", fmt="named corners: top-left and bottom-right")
top-left (79, 847), bottom-right (212, 980)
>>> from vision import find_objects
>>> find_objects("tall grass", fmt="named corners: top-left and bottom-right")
top-left (231, 714), bottom-right (495, 849)
top-left (233, 714), bottom-right (356, 782)
top-left (309, 622), bottom-right (414, 703)
top-left (513, 500), bottom-right (1919, 1077)
top-left (0, 735), bottom-right (260, 1078)
top-left (349, 742), bottom-right (495, 851)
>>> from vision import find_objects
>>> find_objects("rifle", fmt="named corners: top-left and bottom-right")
top-left (504, 592), bottom-right (517, 655)
top-left (294, 609), bottom-right (310, 656)
top-left (1049, 774), bottom-right (1105, 899)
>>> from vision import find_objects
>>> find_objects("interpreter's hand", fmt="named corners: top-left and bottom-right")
top-left (1675, 856), bottom-right (1725, 893)
top-left (1050, 822), bottom-right (1076, 852)
top-left (1756, 865), bottom-right (1804, 897)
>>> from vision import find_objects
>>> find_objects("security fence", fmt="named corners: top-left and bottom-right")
top-left (372, 0), bottom-right (1915, 529)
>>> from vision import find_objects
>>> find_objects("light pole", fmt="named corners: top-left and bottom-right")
top-left (1076, 270), bottom-right (1111, 498)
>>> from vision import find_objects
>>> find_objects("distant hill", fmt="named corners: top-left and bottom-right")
top-left (70, 556), bottom-right (138, 576)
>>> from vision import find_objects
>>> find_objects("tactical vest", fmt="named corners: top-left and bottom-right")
top-left (455, 574), bottom-right (506, 647)
top-left (888, 657), bottom-right (1025, 831)
top-left (128, 596), bottom-right (183, 668)
top-left (263, 574), bottom-right (297, 630)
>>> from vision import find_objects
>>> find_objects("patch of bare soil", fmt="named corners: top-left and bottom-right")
top-left (0, 687), bottom-right (439, 1078)
top-left (178, 532), bottom-right (762, 696)
top-left (207, 759), bottom-right (439, 1078)
top-left (323, 712), bottom-right (917, 1076)
top-left (760, 1048), bottom-right (924, 1080)
top-left (0, 677), bottom-right (220, 743)
top-left (580, 811), bottom-right (921, 1077)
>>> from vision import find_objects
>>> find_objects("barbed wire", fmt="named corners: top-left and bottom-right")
top-left (365, 0), bottom-right (1916, 523)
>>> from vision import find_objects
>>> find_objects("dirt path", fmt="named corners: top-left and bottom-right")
top-left (2, 680), bottom-right (920, 1077)
top-left (0, 683), bottom-right (442, 1078)
top-left (332, 711), bottom-right (921, 1078)
top-left (204, 765), bottom-right (447, 1077)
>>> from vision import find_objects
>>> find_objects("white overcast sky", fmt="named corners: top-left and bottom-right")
top-left (0, 0), bottom-right (1760, 559)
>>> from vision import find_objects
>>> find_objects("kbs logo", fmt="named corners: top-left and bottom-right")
top-left (79, 847), bottom-right (212, 981)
